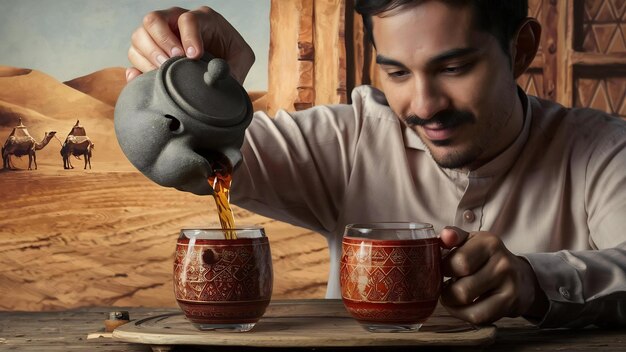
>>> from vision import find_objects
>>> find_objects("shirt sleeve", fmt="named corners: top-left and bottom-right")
top-left (523, 122), bottom-right (626, 328)
top-left (522, 244), bottom-right (626, 328)
top-left (230, 97), bottom-right (366, 237)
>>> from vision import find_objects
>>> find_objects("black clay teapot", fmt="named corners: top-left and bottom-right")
top-left (114, 54), bottom-right (253, 195)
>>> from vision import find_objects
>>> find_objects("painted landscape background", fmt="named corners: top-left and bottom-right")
top-left (3, 0), bottom-right (625, 312)
top-left (0, 65), bottom-right (329, 311)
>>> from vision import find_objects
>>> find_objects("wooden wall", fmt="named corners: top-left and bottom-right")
top-left (267, 0), bottom-right (350, 115)
top-left (268, 0), bottom-right (626, 120)
top-left (519, 0), bottom-right (626, 118)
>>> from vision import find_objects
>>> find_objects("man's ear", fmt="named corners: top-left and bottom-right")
top-left (510, 18), bottom-right (541, 79)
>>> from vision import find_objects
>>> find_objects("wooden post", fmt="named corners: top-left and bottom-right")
top-left (542, 0), bottom-right (559, 102)
top-left (558, 0), bottom-right (574, 107)
top-left (294, 0), bottom-right (315, 111)
top-left (337, 0), bottom-right (348, 103)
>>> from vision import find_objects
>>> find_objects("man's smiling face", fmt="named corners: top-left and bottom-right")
top-left (372, 1), bottom-right (523, 170)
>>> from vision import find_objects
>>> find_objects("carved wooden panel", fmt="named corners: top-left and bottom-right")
top-left (578, 0), bottom-right (626, 53)
top-left (570, 0), bottom-right (626, 118)
top-left (519, 0), bottom-right (626, 119)
top-left (574, 66), bottom-right (626, 117)
top-left (518, 68), bottom-right (546, 98)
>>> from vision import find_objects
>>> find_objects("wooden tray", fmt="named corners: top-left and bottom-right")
top-left (113, 299), bottom-right (495, 349)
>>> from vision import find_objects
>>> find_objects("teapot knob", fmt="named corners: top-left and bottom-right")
top-left (203, 58), bottom-right (230, 87)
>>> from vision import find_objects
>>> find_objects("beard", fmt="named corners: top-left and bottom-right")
top-left (427, 142), bottom-right (485, 169)
top-left (403, 109), bottom-right (484, 170)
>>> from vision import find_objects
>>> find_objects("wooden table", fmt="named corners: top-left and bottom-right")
top-left (1, 300), bottom-right (625, 351)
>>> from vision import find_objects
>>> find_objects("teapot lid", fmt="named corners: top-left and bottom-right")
top-left (161, 54), bottom-right (250, 127)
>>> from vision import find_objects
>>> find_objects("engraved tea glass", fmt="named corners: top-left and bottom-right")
top-left (340, 222), bottom-right (441, 332)
top-left (173, 227), bottom-right (273, 332)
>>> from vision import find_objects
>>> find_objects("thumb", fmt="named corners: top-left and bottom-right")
top-left (440, 226), bottom-right (469, 249)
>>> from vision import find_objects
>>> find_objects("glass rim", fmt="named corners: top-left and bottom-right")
top-left (344, 222), bottom-right (436, 241)
top-left (345, 222), bottom-right (434, 230)
top-left (179, 227), bottom-right (266, 240)
top-left (180, 226), bottom-right (264, 231)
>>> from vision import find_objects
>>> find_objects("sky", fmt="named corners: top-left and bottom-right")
top-left (0, 0), bottom-right (270, 91)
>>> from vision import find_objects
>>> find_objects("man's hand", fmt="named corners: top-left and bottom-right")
top-left (439, 226), bottom-right (548, 324)
top-left (126, 6), bottom-right (255, 84)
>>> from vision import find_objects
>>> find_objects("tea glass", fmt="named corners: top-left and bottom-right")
top-left (340, 222), bottom-right (441, 332)
top-left (173, 227), bottom-right (273, 332)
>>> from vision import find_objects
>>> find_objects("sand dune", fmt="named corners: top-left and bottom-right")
top-left (0, 169), bottom-right (328, 311)
top-left (0, 102), bottom-right (58, 128)
top-left (0, 66), bottom-right (322, 311)
top-left (64, 67), bottom-right (127, 107)
top-left (0, 67), bottom-right (113, 121)
top-left (0, 66), bottom-right (32, 77)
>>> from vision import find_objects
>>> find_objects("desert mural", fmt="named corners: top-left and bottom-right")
top-left (0, 65), bottom-right (329, 311)
top-left (2, 0), bottom-right (625, 312)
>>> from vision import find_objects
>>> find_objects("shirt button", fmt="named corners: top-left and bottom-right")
top-left (558, 286), bottom-right (571, 300)
top-left (463, 210), bottom-right (476, 223)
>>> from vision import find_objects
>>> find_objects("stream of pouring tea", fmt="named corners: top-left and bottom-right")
top-left (208, 167), bottom-right (237, 240)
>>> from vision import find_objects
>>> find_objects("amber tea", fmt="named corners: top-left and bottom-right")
top-left (208, 163), bottom-right (237, 239)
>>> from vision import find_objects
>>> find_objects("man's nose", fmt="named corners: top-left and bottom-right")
top-left (410, 78), bottom-right (449, 120)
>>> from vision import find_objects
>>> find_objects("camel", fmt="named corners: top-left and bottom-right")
top-left (2, 119), bottom-right (57, 170)
top-left (60, 120), bottom-right (94, 170)
top-left (60, 136), bottom-right (94, 169)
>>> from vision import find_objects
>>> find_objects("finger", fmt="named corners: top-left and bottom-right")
top-left (441, 234), bottom-right (491, 277)
top-left (440, 226), bottom-right (469, 249)
top-left (142, 9), bottom-right (185, 58)
top-left (195, 8), bottom-right (254, 84)
top-left (227, 45), bottom-right (255, 85)
top-left (442, 290), bottom-right (510, 325)
top-left (128, 45), bottom-right (157, 74)
top-left (177, 10), bottom-right (204, 59)
top-left (440, 256), bottom-right (503, 306)
top-left (195, 7), bottom-right (229, 58)
top-left (131, 27), bottom-right (170, 68)
top-left (125, 67), bottom-right (142, 82)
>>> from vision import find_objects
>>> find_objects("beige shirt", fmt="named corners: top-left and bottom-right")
top-left (232, 85), bottom-right (626, 328)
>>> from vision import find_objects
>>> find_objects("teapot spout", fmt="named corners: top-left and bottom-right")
top-left (146, 141), bottom-right (215, 195)
top-left (195, 147), bottom-right (242, 177)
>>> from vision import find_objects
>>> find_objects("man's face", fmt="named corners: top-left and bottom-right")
top-left (372, 1), bottom-right (522, 170)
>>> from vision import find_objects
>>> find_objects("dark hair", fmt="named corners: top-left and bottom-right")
top-left (355, 0), bottom-right (528, 55)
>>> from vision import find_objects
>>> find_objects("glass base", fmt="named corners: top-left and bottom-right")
top-left (191, 322), bottom-right (256, 332)
top-left (360, 322), bottom-right (422, 333)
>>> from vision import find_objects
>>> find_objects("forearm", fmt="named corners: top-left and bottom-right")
top-left (231, 105), bottom-right (360, 235)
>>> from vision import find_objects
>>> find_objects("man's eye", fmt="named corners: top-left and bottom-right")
top-left (441, 63), bottom-right (472, 74)
top-left (387, 70), bottom-right (409, 78)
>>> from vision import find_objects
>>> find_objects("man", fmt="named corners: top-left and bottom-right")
top-left (126, 1), bottom-right (626, 328)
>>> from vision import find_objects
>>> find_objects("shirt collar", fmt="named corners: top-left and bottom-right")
top-left (402, 119), bottom-right (428, 150)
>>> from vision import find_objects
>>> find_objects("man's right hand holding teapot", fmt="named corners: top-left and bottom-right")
top-left (126, 6), bottom-right (254, 85)
top-left (116, 6), bottom-right (255, 196)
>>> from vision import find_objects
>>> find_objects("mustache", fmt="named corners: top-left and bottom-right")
top-left (403, 109), bottom-right (475, 128)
